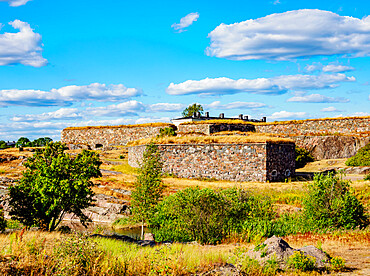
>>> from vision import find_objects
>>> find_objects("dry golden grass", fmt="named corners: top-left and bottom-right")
top-left (296, 159), bottom-right (348, 173)
top-left (64, 122), bottom-right (175, 130)
top-left (128, 134), bottom-right (294, 146)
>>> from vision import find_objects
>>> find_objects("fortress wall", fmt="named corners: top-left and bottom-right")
top-left (128, 142), bottom-right (295, 182)
top-left (254, 117), bottom-right (370, 136)
top-left (61, 124), bottom-right (175, 149)
top-left (178, 123), bottom-right (255, 135)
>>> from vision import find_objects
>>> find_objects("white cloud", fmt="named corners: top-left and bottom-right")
top-left (172, 12), bottom-right (199, 32)
top-left (287, 93), bottom-right (349, 103)
top-left (85, 101), bottom-right (145, 117)
top-left (149, 103), bottom-right (185, 112)
top-left (11, 108), bottom-right (82, 122)
top-left (166, 73), bottom-right (354, 96)
top-left (321, 106), bottom-right (341, 112)
top-left (0, 0), bottom-right (31, 7)
top-left (207, 9), bottom-right (370, 60)
top-left (268, 111), bottom-right (307, 120)
top-left (0, 20), bottom-right (46, 67)
top-left (206, 101), bottom-right (266, 109)
top-left (322, 64), bottom-right (355, 73)
top-left (0, 83), bottom-right (142, 106)
top-left (305, 64), bottom-right (320, 72)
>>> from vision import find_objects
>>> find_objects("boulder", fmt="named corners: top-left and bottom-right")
top-left (247, 236), bottom-right (330, 270)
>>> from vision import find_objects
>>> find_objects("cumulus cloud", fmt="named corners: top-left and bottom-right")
top-left (0, 83), bottom-right (142, 106)
top-left (172, 12), bottom-right (199, 32)
top-left (0, 0), bottom-right (31, 7)
top-left (321, 106), bottom-right (342, 112)
top-left (268, 111), bottom-right (307, 120)
top-left (166, 73), bottom-right (354, 96)
top-left (207, 9), bottom-right (370, 60)
top-left (149, 103), bottom-right (185, 112)
top-left (322, 64), bottom-right (355, 73)
top-left (287, 93), bottom-right (349, 103)
top-left (206, 101), bottom-right (266, 109)
top-left (85, 101), bottom-right (145, 117)
top-left (11, 108), bottom-right (82, 122)
top-left (0, 20), bottom-right (46, 67)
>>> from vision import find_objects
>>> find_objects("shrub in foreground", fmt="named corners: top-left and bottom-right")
top-left (151, 187), bottom-right (275, 244)
top-left (303, 173), bottom-right (368, 229)
top-left (8, 142), bottom-right (102, 231)
top-left (345, 143), bottom-right (370, 166)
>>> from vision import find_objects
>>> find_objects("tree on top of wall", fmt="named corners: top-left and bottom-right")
top-left (182, 103), bottom-right (204, 117)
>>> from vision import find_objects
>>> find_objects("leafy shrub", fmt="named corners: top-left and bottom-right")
top-left (287, 251), bottom-right (316, 271)
top-left (346, 143), bottom-right (370, 166)
top-left (151, 187), bottom-right (275, 245)
top-left (365, 174), bottom-right (370, 181)
top-left (303, 173), bottom-right (369, 229)
top-left (158, 127), bottom-right (176, 137)
top-left (8, 142), bottom-right (102, 231)
top-left (295, 146), bottom-right (314, 169)
top-left (0, 207), bottom-right (6, 232)
top-left (331, 256), bottom-right (346, 272)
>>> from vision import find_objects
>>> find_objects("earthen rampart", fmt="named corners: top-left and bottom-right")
top-left (128, 142), bottom-right (295, 182)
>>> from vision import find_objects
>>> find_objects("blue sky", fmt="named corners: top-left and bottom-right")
top-left (1, 0), bottom-right (370, 141)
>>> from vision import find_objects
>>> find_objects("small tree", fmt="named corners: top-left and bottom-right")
top-left (182, 103), bottom-right (204, 117)
top-left (131, 143), bottom-right (165, 239)
top-left (303, 172), bottom-right (368, 229)
top-left (15, 137), bottom-right (31, 148)
top-left (8, 142), bottom-right (102, 231)
top-left (295, 146), bottom-right (314, 169)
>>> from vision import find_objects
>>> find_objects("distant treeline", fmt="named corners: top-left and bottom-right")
top-left (0, 137), bottom-right (53, 149)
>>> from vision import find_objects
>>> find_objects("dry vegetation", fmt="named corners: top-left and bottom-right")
top-left (1, 147), bottom-right (370, 275)
top-left (128, 134), bottom-right (294, 146)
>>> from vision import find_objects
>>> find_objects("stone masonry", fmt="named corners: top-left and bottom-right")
top-left (178, 123), bottom-right (255, 135)
top-left (61, 124), bottom-right (175, 149)
top-left (254, 117), bottom-right (370, 136)
top-left (128, 142), bottom-right (295, 182)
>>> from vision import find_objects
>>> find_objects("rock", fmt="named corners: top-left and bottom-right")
top-left (144, 233), bottom-right (155, 241)
top-left (247, 236), bottom-right (330, 270)
top-left (298, 245), bottom-right (330, 268)
top-left (198, 263), bottom-right (242, 276)
top-left (343, 166), bottom-right (370, 175)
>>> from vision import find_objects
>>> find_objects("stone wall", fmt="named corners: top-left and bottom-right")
top-left (178, 123), bottom-right (255, 135)
top-left (128, 142), bottom-right (295, 182)
top-left (255, 117), bottom-right (370, 136)
top-left (61, 124), bottom-right (175, 149)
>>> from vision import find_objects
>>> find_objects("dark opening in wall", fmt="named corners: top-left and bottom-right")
top-left (95, 144), bottom-right (103, 149)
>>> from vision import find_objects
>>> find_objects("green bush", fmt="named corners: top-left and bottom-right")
top-left (0, 207), bottom-right (6, 232)
top-left (158, 127), bottom-right (176, 137)
top-left (151, 187), bottom-right (275, 245)
top-left (303, 173), bottom-right (369, 229)
top-left (295, 147), bottom-right (314, 169)
top-left (346, 143), bottom-right (370, 166)
top-left (287, 251), bottom-right (316, 271)
top-left (331, 256), bottom-right (346, 272)
top-left (365, 174), bottom-right (370, 181)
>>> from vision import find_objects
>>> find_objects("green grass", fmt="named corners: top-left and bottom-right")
top-left (110, 160), bottom-right (138, 175)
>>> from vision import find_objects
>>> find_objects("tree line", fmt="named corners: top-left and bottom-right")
top-left (0, 137), bottom-right (53, 149)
